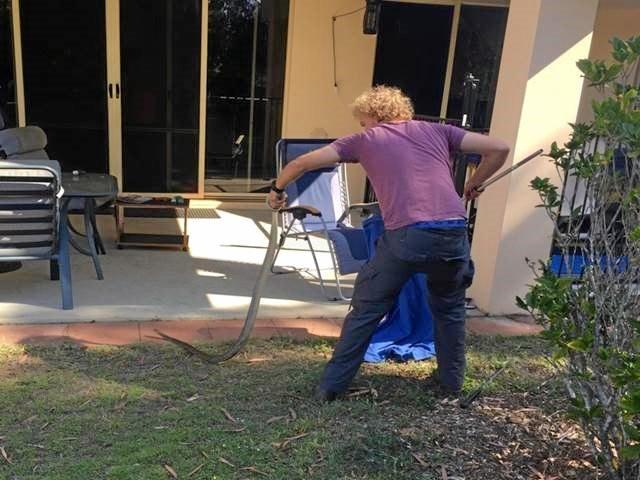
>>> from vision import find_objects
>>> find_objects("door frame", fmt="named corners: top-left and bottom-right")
top-left (10, 0), bottom-right (208, 198)
top-left (105, 0), bottom-right (122, 191)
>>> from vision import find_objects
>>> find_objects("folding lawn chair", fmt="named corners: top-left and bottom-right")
top-left (270, 138), bottom-right (379, 301)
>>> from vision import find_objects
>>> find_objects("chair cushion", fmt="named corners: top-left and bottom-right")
top-left (0, 127), bottom-right (48, 157)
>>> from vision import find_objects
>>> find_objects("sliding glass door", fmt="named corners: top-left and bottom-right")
top-left (10, 0), bottom-right (290, 196)
top-left (14, 0), bottom-right (205, 194)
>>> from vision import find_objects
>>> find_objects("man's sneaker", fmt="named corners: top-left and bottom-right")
top-left (423, 373), bottom-right (461, 400)
top-left (313, 387), bottom-right (339, 403)
top-left (430, 384), bottom-right (461, 401)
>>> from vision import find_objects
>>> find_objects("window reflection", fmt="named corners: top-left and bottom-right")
top-left (205, 0), bottom-right (289, 194)
top-left (446, 5), bottom-right (508, 130)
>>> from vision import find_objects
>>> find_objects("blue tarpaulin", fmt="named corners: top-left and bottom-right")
top-left (362, 215), bottom-right (436, 363)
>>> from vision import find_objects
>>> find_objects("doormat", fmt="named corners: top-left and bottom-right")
top-left (123, 208), bottom-right (219, 219)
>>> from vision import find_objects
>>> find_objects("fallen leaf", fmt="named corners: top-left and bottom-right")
top-left (275, 432), bottom-right (310, 449)
top-left (200, 451), bottom-right (209, 459)
top-left (220, 407), bottom-right (237, 423)
top-left (163, 464), bottom-right (178, 479)
top-left (441, 465), bottom-right (448, 480)
top-left (411, 452), bottom-right (428, 467)
top-left (448, 446), bottom-right (471, 456)
top-left (346, 388), bottom-right (374, 398)
top-left (186, 394), bottom-right (200, 402)
top-left (1, 446), bottom-right (11, 464)
top-left (528, 466), bottom-right (546, 479)
top-left (247, 357), bottom-right (270, 363)
top-left (40, 422), bottom-right (50, 430)
top-left (266, 415), bottom-right (288, 424)
top-left (285, 393), bottom-right (306, 401)
top-left (289, 408), bottom-right (297, 420)
top-left (240, 466), bottom-right (268, 476)
top-left (188, 463), bottom-right (204, 477)
top-left (219, 456), bottom-right (235, 468)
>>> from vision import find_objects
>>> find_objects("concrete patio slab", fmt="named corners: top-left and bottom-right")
top-left (0, 200), bottom-right (543, 342)
top-left (0, 201), bottom-right (354, 324)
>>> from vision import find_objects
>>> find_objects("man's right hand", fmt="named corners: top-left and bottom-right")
top-left (267, 190), bottom-right (287, 210)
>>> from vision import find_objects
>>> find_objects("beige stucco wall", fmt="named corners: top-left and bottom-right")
top-left (281, 0), bottom-right (376, 204)
top-left (468, 0), bottom-right (599, 314)
top-left (577, 1), bottom-right (640, 123)
top-left (280, 0), bottom-right (637, 315)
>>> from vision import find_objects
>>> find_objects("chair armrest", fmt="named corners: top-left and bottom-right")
top-left (336, 202), bottom-right (380, 224)
top-left (281, 205), bottom-right (322, 220)
top-left (348, 202), bottom-right (380, 213)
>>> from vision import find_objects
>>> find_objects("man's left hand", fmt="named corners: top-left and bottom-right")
top-left (464, 180), bottom-right (483, 201)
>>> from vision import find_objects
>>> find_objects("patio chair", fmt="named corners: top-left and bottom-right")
top-left (0, 126), bottom-right (108, 257)
top-left (0, 159), bottom-right (73, 309)
top-left (271, 138), bottom-right (379, 301)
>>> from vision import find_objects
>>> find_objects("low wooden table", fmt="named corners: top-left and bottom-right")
top-left (115, 198), bottom-right (190, 251)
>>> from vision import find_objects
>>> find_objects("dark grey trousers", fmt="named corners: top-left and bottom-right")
top-left (318, 226), bottom-right (474, 393)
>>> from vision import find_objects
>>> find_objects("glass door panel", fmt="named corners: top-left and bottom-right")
top-left (19, 0), bottom-right (108, 172)
top-left (0, 0), bottom-right (17, 127)
top-left (120, 0), bottom-right (201, 193)
top-left (205, 0), bottom-right (289, 194)
top-left (446, 5), bottom-right (508, 130)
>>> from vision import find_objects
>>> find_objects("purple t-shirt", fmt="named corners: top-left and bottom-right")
top-left (330, 120), bottom-right (467, 230)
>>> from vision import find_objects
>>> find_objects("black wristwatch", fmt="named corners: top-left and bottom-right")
top-left (270, 180), bottom-right (285, 194)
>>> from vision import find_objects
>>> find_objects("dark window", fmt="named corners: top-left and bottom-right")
top-left (373, 2), bottom-right (454, 117)
top-left (121, 0), bottom-right (202, 193)
top-left (446, 5), bottom-right (508, 130)
top-left (20, 0), bottom-right (108, 172)
top-left (0, 0), bottom-right (17, 128)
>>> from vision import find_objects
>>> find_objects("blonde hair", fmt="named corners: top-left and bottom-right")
top-left (351, 86), bottom-right (415, 122)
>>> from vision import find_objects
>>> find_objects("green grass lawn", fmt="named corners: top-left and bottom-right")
top-left (0, 335), bottom-right (595, 479)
